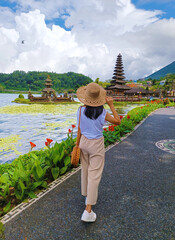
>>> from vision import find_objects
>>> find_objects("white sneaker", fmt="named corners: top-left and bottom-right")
top-left (81, 210), bottom-right (97, 222)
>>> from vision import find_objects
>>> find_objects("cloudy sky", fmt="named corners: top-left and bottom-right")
top-left (0, 0), bottom-right (175, 80)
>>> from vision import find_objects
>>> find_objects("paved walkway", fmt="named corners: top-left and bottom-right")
top-left (3, 108), bottom-right (175, 240)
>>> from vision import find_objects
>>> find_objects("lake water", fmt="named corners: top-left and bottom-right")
top-left (0, 93), bottom-right (141, 164)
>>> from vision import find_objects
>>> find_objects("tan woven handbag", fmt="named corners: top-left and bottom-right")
top-left (71, 107), bottom-right (82, 167)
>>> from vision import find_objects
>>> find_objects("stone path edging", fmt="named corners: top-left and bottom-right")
top-left (0, 108), bottom-right (158, 225)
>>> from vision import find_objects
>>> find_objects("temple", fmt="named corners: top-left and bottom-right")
top-left (106, 53), bottom-right (131, 97)
top-left (28, 76), bottom-right (73, 103)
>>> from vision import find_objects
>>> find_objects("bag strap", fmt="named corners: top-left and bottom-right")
top-left (76, 106), bottom-right (82, 147)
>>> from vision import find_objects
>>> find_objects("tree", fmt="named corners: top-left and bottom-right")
top-left (0, 84), bottom-right (4, 92)
top-left (94, 78), bottom-right (110, 89)
top-left (0, 71), bottom-right (93, 91)
top-left (68, 89), bottom-right (75, 93)
top-left (152, 79), bottom-right (156, 85)
top-left (95, 78), bottom-right (100, 84)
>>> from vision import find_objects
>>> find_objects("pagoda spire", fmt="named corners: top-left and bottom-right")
top-left (111, 53), bottom-right (125, 85)
top-left (45, 75), bottom-right (52, 88)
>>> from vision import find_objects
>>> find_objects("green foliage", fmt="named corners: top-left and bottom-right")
top-left (119, 118), bottom-right (134, 134)
top-left (0, 133), bottom-right (75, 217)
top-left (18, 94), bottom-right (24, 99)
top-left (0, 173), bottom-right (11, 206)
top-left (144, 73), bottom-right (175, 97)
top-left (67, 89), bottom-right (75, 93)
top-left (12, 98), bottom-right (30, 104)
top-left (0, 71), bottom-right (93, 91)
top-left (103, 118), bottom-right (134, 147)
top-left (103, 128), bottom-right (120, 146)
top-left (103, 101), bottom-right (165, 147)
top-left (8, 158), bottom-right (45, 201)
top-left (0, 84), bottom-right (4, 92)
top-left (0, 221), bottom-right (5, 239)
top-left (163, 98), bottom-right (170, 105)
top-left (44, 138), bottom-right (73, 180)
top-left (95, 78), bottom-right (110, 88)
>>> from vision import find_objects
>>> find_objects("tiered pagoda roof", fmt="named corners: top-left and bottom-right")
top-left (42, 75), bottom-right (55, 93)
top-left (106, 53), bottom-right (131, 91)
top-left (45, 76), bottom-right (52, 88)
top-left (111, 53), bottom-right (125, 85)
top-left (107, 84), bottom-right (131, 90)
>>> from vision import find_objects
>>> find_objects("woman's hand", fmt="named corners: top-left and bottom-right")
top-left (105, 96), bottom-right (114, 107)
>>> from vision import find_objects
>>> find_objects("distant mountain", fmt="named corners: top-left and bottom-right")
top-left (145, 61), bottom-right (175, 80)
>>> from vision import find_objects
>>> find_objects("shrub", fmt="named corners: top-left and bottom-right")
top-left (18, 94), bottom-right (24, 99)
top-left (163, 98), bottom-right (170, 105)
top-left (103, 101), bottom-right (165, 147)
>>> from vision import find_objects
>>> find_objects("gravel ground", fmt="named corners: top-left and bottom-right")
top-left (3, 107), bottom-right (175, 240)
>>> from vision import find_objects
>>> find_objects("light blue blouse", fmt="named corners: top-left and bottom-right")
top-left (77, 106), bottom-right (107, 139)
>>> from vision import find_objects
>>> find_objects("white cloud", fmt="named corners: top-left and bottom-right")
top-left (0, 0), bottom-right (174, 80)
top-left (0, 7), bottom-right (16, 28)
top-left (3, 10), bottom-right (90, 74)
top-left (10, 0), bottom-right (72, 19)
top-left (120, 18), bottom-right (175, 78)
top-left (0, 27), bottom-right (19, 71)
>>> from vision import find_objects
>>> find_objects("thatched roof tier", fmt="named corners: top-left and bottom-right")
top-left (112, 74), bottom-right (125, 77)
top-left (45, 77), bottom-right (52, 87)
top-left (111, 79), bottom-right (126, 84)
top-left (113, 71), bottom-right (124, 74)
top-left (125, 87), bottom-right (152, 95)
top-left (106, 84), bottom-right (131, 90)
top-left (112, 75), bottom-right (125, 80)
top-left (125, 87), bottom-right (146, 94)
top-left (45, 78), bottom-right (52, 82)
top-left (114, 67), bottom-right (124, 70)
top-left (42, 88), bottom-right (55, 93)
top-left (45, 84), bottom-right (53, 87)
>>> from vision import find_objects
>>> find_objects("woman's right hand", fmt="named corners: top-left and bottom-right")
top-left (105, 96), bottom-right (121, 125)
top-left (105, 96), bottom-right (114, 107)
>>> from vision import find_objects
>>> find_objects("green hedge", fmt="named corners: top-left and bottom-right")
top-left (103, 101), bottom-right (165, 147)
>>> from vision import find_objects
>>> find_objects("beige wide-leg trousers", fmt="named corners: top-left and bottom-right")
top-left (79, 134), bottom-right (105, 205)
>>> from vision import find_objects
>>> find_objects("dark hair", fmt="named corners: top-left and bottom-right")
top-left (84, 105), bottom-right (104, 120)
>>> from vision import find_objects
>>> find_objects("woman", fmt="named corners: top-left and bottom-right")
top-left (76, 82), bottom-right (121, 222)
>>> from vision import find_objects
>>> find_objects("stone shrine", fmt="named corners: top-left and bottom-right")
top-left (28, 76), bottom-right (73, 103)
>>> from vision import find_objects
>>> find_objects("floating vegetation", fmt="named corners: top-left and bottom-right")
top-left (0, 103), bottom-right (133, 116)
top-left (0, 135), bottom-right (22, 158)
top-left (0, 104), bottom-right (81, 115)
top-left (21, 126), bottom-right (28, 131)
top-left (43, 118), bottom-right (76, 129)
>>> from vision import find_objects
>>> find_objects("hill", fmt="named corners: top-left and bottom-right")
top-left (0, 71), bottom-right (93, 92)
top-left (145, 61), bottom-right (175, 80)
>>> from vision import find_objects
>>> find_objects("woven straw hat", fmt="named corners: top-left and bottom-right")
top-left (76, 82), bottom-right (106, 107)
